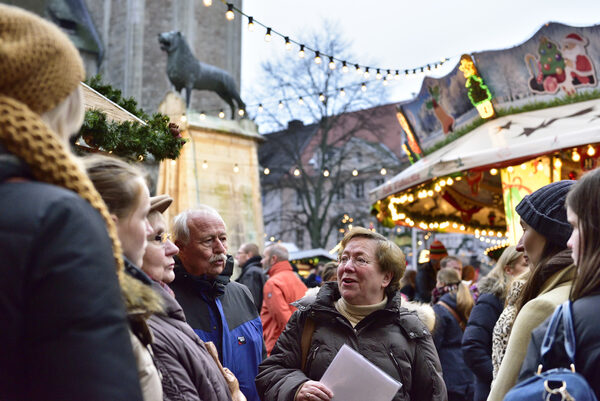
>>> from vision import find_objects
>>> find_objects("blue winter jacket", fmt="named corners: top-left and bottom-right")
top-left (433, 292), bottom-right (474, 400)
top-left (462, 292), bottom-right (503, 401)
top-left (170, 261), bottom-right (265, 401)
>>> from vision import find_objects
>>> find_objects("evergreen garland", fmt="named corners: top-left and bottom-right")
top-left (73, 75), bottom-right (186, 161)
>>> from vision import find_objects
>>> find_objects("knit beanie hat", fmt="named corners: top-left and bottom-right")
top-left (0, 4), bottom-right (85, 115)
top-left (515, 180), bottom-right (575, 248)
top-left (429, 240), bottom-right (448, 260)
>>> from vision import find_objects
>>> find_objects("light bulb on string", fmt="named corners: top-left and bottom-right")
top-left (490, 168), bottom-right (498, 175)
top-left (202, 160), bottom-right (208, 169)
top-left (554, 158), bottom-right (562, 168)
top-left (339, 88), bottom-right (346, 97)
top-left (278, 100), bottom-right (284, 110)
top-left (323, 169), bottom-right (330, 177)
top-left (298, 45), bottom-right (305, 58)
top-left (247, 16), bottom-right (254, 31)
top-left (314, 51), bottom-right (321, 64)
top-left (352, 169), bottom-right (358, 176)
top-left (376, 69), bottom-right (382, 80)
top-left (284, 36), bottom-right (292, 51)
top-left (257, 104), bottom-right (263, 113)
top-left (395, 70), bottom-right (400, 80)
top-left (293, 168), bottom-right (301, 176)
top-left (404, 69), bottom-right (409, 76)
top-left (264, 27), bottom-right (272, 42)
top-left (361, 82), bottom-right (367, 92)
top-left (298, 97), bottom-right (304, 105)
top-left (328, 57), bottom-right (336, 70)
top-left (364, 67), bottom-right (370, 78)
top-left (199, 111), bottom-right (206, 120)
top-left (382, 77), bottom-right (388, 86)
top-left (587, 145), bottom-right (596, 156)
top-left (203, 0), bottom-right (212, 6)
top-left (572, 149), bottom-right (581, 162)
top-left (427, 64), bottom-right (431, 71)
top-left (318, 93), bottom-right (325, 103)
top-left (386, 69), bottom-right (393, 80)
top-left (380, 168), bottom-right (387, 175)
top-left (342, 61), bottom-right (349, 73)
top-left (218, 110), bottom-right (225, 119)
top-left (355, 64), bottom-right (362, 74)
top-left (225, 4), bottom-right (234, 20)
top-left (238, 109), bottom-right (245, 117)
top-left (263, 167), bottom-right (270, 175)
top-left (233, 164), bottom-right (239, 173)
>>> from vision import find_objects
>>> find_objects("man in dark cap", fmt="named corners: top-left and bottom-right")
top-left (415, 240), bottom-right (448, 303)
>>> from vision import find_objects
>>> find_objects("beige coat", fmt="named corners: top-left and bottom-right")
top-left (487, 264), bottom-right (575, 401)
top-left (130, 330), bottom-right (163, 401)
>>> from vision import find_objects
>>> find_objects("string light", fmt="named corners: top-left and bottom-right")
top-left (587, 145), bottom-right (596, 157)
top-left (328, 57), bottom-right (336, 70)
top-left (293, 168), bottom-right (301, 176)
top-left (490, 168), bottom-right (498, 175)
top-left (233, 163), bottom-right (239, 173)
top-left (225, 3), bottom-right (234, 20)
top-left (199, 112), bottom-right (206, 120)
top-left (298, 45), bottom-right (305, 58)
top-left (395, 70), bottom-right (400, 80)
top-left (238, 109), bottom-right (245, 117)
top-left (257, 104), bottom-right (263, 112)
top-left (284, 36), bottom-right (292, 50)
top-left (264, 27), bottom-right (272, 42)
top-left (342, 61), bottom-right (349, 73)
top-left (203, 0), bottom-right (212, 6)
top-left (361, 82), bottom-right (367, 92)
top-left (298, 97), bottom-right (304, 105)
top-left (263, 167), bottom-right (270, 175)
top-left (318, 93), bottom-right (325, 103)
top-left (323, 169), bottom-right (330, 177)
top-left (314, 51), bottom-right (321, 64)
top-left (247, 16), bottom-right (254, 31)
top-left (352, 169), bottom-right (358, 176)
top-left (202, 160), bottom-right (208, 169)
top-left (339, 88), bottom-right (346, 97)
top-left (382, 77), bottom-right (388, 86)
top-left (380, 168), bottom-right (387, 175)
top-left (364, 67), bottom-right (370, 78)
top-left (572, 149), bottom-right (581, 162)
top-left (218, 110), bottom-right (225, 119)
top-left (376, 69), bottom-right (382, 80)
top-left (355, 64), bottom-right (362, 74)
top-left (278, 100), bottom-right (284, 109)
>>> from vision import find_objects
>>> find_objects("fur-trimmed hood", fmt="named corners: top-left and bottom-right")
top-left (477, 274), bottom-right (510, 300)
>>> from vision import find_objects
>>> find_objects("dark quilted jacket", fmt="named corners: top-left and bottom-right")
top-left (255, 282), bottom-right (447, 401)
top-left (148, 281), bottom-right (232, 401)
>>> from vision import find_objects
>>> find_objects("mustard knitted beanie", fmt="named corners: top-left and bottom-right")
top-left (0, 4), bottom-right (84, 114)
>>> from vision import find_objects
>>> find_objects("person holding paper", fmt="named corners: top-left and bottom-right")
top-left (256, 227), bottom-right (447, 401)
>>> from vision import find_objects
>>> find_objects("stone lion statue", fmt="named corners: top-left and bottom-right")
top-left (158, 31), bottom-right (245, 118)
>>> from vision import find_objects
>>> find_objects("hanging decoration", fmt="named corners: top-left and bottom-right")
top-left (459, 54), bottom-right (495, 119)
top-left (74, 75), bottom-right (187, 161)
top-left (396, 110), bottom-right (423, 162)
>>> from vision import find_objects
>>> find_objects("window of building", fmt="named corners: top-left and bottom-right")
top-left (335, 183), bottom-right (345, 200)
top-left (374, 178), bottom-right (384, 187)
top-left (354, 181), bottom-right (364, 198)
top-left (296, 189), bottom-right (302, 206)
top-left (296, 228), bottom-right (304, 249)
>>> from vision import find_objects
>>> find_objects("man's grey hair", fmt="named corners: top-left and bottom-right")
top-left (173, 205), bottom-right (225, 245)
top-left (265, 243), bottom-right (289, 262)
top-left (440, 255), bottom-right (462, 268)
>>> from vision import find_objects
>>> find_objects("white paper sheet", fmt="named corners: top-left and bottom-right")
top-left (319, 344), bottom-right (402, 401)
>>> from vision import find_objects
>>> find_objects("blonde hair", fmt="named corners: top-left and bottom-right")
top-left (487, 246), bottom-right (523, 290)
top-left (437, 267), bottom-right (474, 322)
top-left (40, 86), bottom-right (84, 143)
top-left (83, 154), bottom-right (146, 219)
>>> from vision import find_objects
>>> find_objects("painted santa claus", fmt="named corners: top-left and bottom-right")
top-left (561, 32), bottom-right (596, 87)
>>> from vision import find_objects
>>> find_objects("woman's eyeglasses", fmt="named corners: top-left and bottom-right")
top-left (150, 232), bottom-right (173, 245)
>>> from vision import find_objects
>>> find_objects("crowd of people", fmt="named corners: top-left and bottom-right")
top-left (2, 4), bottom-right (600, 401)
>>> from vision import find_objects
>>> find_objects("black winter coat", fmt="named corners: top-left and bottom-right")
top-left (415, 261), bottom-right (436, 303)
top-left (519, 293), bottom-right (600, 399)
top-left (256, 282), bottom-right (447, 401)
top-left (462, 292), bottom-right (503, 401)
top-left (237, 256), bottom-right (267, 313)
top-left (0, 156), bottom-right (142, 401)
top-left (432, 293), bottom-right (474, 401)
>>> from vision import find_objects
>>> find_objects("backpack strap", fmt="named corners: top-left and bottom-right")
top-left (300, 316), bottom-right (315, 372)
top-left (562, 300), bottom-right (576, 365)
top-left (438, 301), bottom-right (465, 331)
top-left (539, 301), bottom-right (577, 373)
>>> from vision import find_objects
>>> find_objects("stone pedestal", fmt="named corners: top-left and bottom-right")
top-left (157, 92), bottom-right (264, 251)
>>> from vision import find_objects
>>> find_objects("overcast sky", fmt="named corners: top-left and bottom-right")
top-left (240, 0), bottom-right (600, 105)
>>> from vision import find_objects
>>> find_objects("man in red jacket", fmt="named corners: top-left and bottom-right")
top-left (260, 244), bottom-right (308, 355)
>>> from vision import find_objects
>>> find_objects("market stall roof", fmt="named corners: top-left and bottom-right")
top-left (371, 98), bottom-right (600, 201)
top-left (81, 82), bottom-right (145, 124)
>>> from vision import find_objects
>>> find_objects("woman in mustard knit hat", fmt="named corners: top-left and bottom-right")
top-left (0, 5), bottom-right (143, 400)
